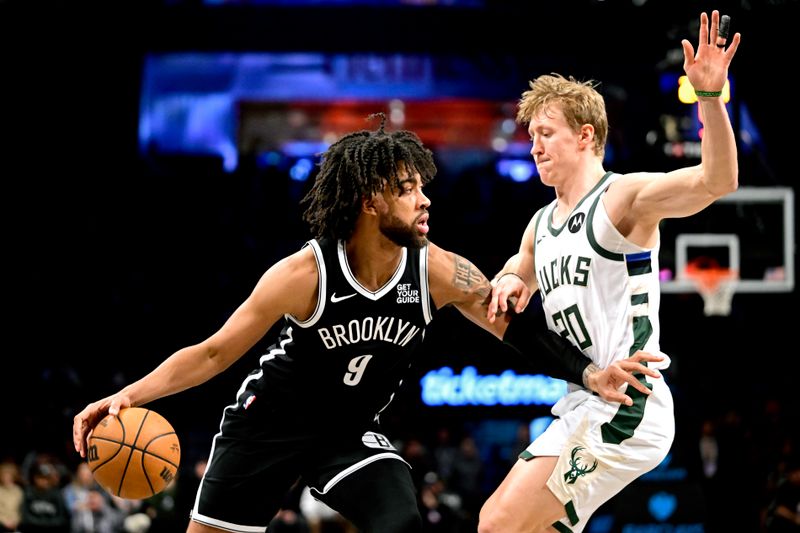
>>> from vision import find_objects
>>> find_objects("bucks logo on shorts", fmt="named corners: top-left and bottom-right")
top-left (564, 446), bottom-right (598, 484)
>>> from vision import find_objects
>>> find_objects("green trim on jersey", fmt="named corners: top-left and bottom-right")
top-left (601, 310), bottom-right (655, 444)
top-left (565, 500), bottom-right (579, 526)
top-left (631, 293), bottom-right (649, 306)
top-left (519, 450), bottom-right (535, 461)
top-left (586, 191), bottom-right (624, 261)
top-left (547, 171), bottom-right (615, 236)
top-left (552, 520), bottom-right (574, 533)
top-left (630, 315), bottom-right (653, 356)
top-left (600, 376), bottom-right (653, 445)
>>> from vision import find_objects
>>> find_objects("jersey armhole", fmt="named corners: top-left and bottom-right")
top-left (531, 206), bottom-right (547, 258)
top-left (420, 245), bottom-right (433, 324)
top-left (286, 239), bottom-right (327, 328)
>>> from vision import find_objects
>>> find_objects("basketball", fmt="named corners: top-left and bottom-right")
top-left (86, 407), bottom-right (181, 500)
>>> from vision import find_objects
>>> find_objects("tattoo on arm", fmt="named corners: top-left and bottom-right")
top-left (453, 255), bottom-right (491, 303)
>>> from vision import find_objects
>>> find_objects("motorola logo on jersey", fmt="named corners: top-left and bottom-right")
top-left (568, 212), bottom-right (586, 233)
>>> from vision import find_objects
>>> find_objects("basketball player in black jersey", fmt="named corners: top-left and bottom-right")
top-left (73, 115), bottom-right (662, 533)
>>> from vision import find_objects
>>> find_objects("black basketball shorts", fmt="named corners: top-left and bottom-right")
top-left (190, 404), bottom-right (411, 532)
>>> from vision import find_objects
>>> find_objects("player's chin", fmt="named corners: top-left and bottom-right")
top-left (410, 234), bottom-right (429, 249)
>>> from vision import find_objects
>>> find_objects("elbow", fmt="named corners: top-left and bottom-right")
top-left (717, 174), bottom-right (738, 197)
top-left (704, 169), bottom-right (738, 199)
top-left (198, 343), bottom-right (229, 375)
top-left (208, 345), bottom-right (242, 374)
top-left (725, 163), bottom-right (739, 194)
top-left (725, 171), bottom-right (739, 195)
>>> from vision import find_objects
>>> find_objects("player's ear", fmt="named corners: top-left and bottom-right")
top-left (579, 124), bottom-right (595, 148)
top-left (362, 194), bottom-right (379, 216)
top-left (361, 193), bottom-right (387, 216)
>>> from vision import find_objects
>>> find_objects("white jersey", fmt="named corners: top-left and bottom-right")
top-left (524, 172), bottom-right (675, 532)
top-left (532, 171), bottom-right (670, 371)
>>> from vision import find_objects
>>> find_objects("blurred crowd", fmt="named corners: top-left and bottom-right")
top-left (2, 395), bottom-right (797, 533)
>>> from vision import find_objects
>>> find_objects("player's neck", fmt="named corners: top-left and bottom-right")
top-left (344, 234), bottom-right (404, 291)
top-left (554, 161), bottom-right (606, 215)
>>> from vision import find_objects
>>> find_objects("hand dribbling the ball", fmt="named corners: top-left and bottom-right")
top-left (73, 393), bottom-right (132, 458)
top-left (87, 407), bottom-right (180, 500)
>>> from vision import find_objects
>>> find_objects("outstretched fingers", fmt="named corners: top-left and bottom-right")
top-left (613, 365), bottom-right (654, 396)
top-left (628, 350), bottom-right (665, 369)
top-left (699, 11), bottom-right (710, 48)
top-left (603, 390), bottom-right (633, 407)
top-left (617, 353), bottom-right (663, 393)
top-left (723, 32), bottom-right (742, 61)
top-left (682, 39), bottom-right (696, 70)
top-left (710, 10), bottom-right (720, 46)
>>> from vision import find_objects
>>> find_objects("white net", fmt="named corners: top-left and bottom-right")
top-left (696, 279), bottom-right (737, 316)
top-left (686, 269), bottom-right (738, 316)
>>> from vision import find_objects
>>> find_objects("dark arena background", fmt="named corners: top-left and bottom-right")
top-left (4, 1), bottom-right (798, 532)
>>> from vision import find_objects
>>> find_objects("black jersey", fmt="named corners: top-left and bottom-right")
top-left (241, 237), bottom-right (433, 431)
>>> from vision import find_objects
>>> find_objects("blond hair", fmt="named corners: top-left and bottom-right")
top-left (517, 73), bottom-right (608, 158)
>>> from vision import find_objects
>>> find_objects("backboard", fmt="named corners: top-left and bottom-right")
top-left (659, 186), bottom-right (794, 295)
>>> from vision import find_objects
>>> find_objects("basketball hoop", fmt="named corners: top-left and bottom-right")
top-left (684, 258), bottom-right (738, 316)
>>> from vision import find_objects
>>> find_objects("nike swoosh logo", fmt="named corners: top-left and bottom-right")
top-left (331, 292), bottom-right (357, 303)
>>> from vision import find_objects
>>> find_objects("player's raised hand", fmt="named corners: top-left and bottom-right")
top-left (682, 10), bottom-right (741, 96)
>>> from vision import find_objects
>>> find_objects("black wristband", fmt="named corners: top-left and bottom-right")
top-left (502, 296), bottom-right (590, 385)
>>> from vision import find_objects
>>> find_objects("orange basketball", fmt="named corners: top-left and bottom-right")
top-left (86, 407), bottom-right (181, 500)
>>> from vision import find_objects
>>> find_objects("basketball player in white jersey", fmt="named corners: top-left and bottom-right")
top-left (480, 10), bottom-right (741, 533)
top-left (73, 115), bottom-right (661, 533)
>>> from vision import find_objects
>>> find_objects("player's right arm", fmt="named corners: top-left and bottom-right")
top-left (73, 246), bottom-right (320, 458)
top-left (487, 213), bottom-right (539, 322)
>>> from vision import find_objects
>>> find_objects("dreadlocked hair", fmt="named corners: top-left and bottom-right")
top-left (301, 112), bottom-right (437, 241)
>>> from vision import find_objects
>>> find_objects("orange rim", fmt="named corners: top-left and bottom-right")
top-left (684, 262), bottom-right (738, 293)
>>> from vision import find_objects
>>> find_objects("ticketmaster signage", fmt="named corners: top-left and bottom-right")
top-left (420, 366), bottom-right (567, 407)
